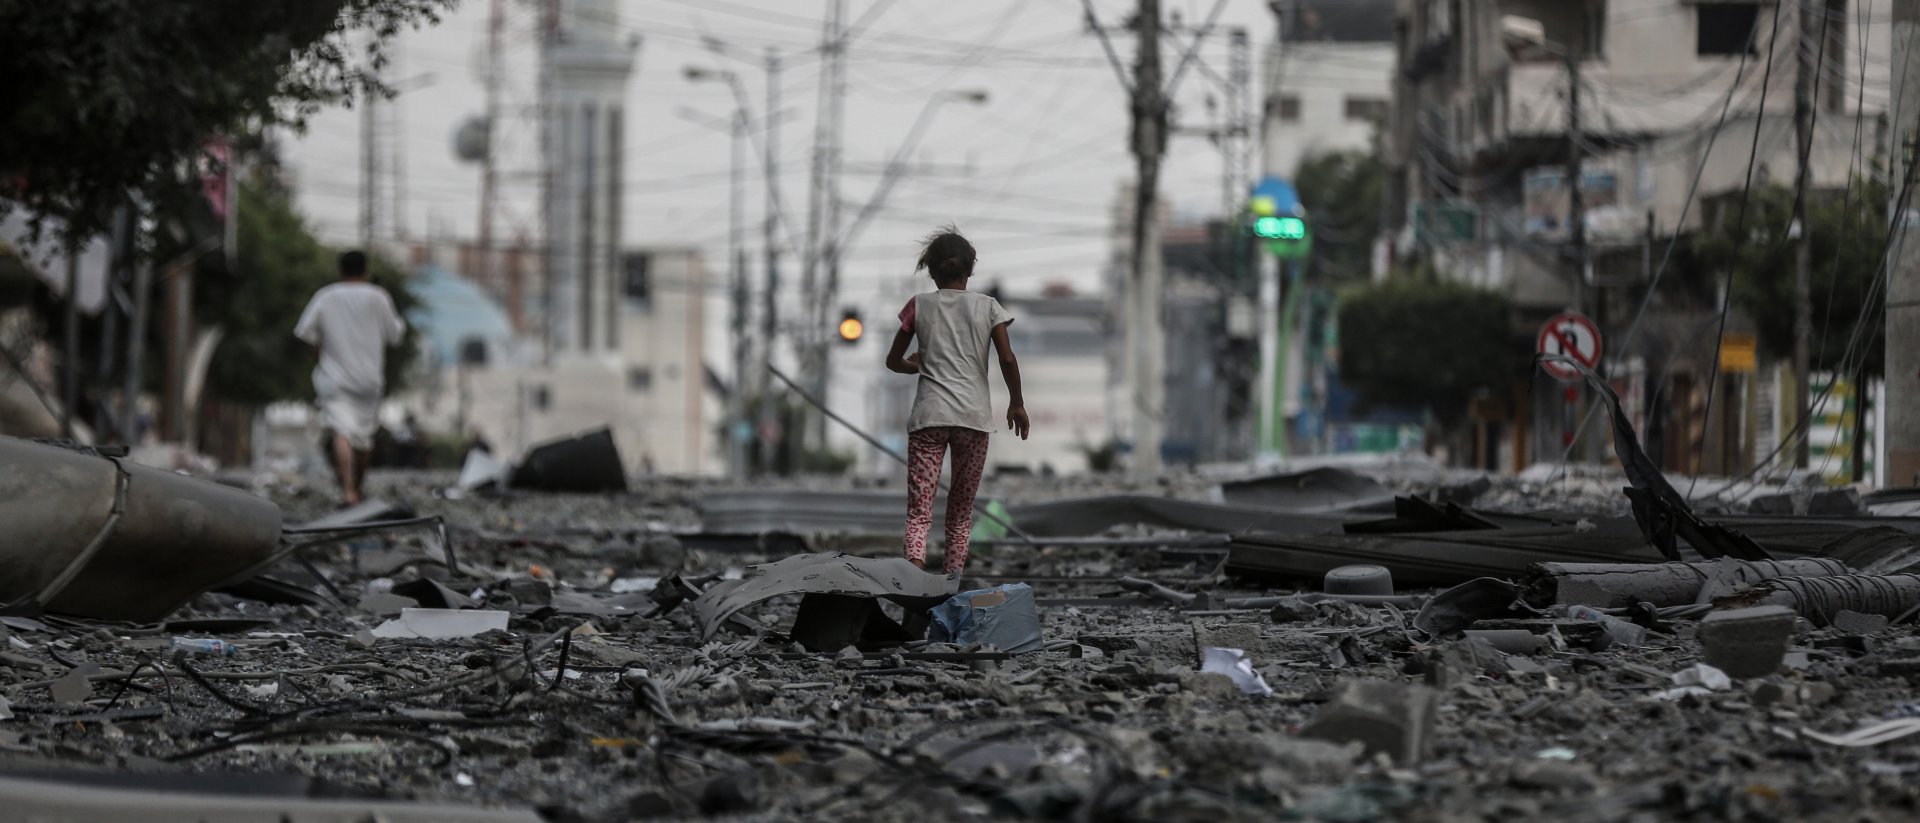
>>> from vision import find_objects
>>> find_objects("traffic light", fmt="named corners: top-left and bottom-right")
top-left (1248, 176), bottom-right (1312, 260)
top-left (1253, 215), bottom-right (1306, 240)
top-left (837, 308), bottom-right (863, 345)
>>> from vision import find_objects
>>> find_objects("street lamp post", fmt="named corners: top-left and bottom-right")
top-left (676, 98), bottom-right (751, 479)
top-left (687, 59), bottom-right (785, 475)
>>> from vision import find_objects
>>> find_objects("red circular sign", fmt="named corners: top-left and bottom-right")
top-left (1537, 312), bottom-right (1602, 382)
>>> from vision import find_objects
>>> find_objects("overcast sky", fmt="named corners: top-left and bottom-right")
top-left (282, 0), bottom-right (1301, 311)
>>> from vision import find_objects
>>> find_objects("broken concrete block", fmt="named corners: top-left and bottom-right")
top-left (1808, 488), bottom-right (1863, 516)
top-left (1297, 679), bottom-right (1439, 765)
top-left (1698, 605), bottom-right (1795, 679)
top-left (1833, 609), bottom-right (1890, 635)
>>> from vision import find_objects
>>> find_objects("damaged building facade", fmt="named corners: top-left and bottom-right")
top-left (1388, 0), bottom-right (1892, 478)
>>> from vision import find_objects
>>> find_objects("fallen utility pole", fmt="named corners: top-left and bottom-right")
top-left (768, 366), bottom-right (1030, 543)
top-left (1725, 573), bottom-right (1920, 625)
top-left (1524, 557), bottom-right (1850, 609)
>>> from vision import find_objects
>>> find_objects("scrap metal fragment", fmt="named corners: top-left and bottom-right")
top-left (1219, 467), bottom-right (1395, 513)
top-left (509, 427), bottom-right (627, 492)
top-left (1413, 578), bottom-right (1531, 637)
top-left (687, 553), bottom-right (957, 640)
top-left (1545, 355), bottom-right (1770, 562)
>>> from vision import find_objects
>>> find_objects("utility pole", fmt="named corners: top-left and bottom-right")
top-left (537, 0), bottom-right (556, 361)
top-left (478, 0), bottom-right (505, 291)
top-left (757, 49), bottom-right (784, 475)
top-left (728, 108), bottom-right (749, 479)
top-left (801, 0), bottom-right (845, 454)
top-left (61, 253), bottom-right (78, 441)
top-left (1888, 0), bottom-right (1920, 486)
top-left (1130, 0), bottom-right (1166, 479)
top-left (361, 86), bottom-right (378, 251)
top-left (1792, 0), bottom-right (1817, 469)
top-left (1562, 46), bottom-right (1600, 461)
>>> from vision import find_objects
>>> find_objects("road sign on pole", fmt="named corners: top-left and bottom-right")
top-left (1537, 311), bottom-right (1602, 382)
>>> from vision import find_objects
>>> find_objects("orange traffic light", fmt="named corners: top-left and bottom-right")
top-left (837, 310), bottom-right (863, 344)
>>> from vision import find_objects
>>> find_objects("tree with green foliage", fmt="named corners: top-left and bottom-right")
top-left (1295, 147), bottom-right (1386, 280)
top-left (1691, 179), bottom-right (1889, 378)
top-left (0, 0), bottom-right (451, 244)
top-left (192, 171), bottom-right (417, 407)
top-left (1337, 276), bottom-right (1518, 428)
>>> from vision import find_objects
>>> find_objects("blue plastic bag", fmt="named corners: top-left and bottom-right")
top-left (927, 583), bottom-right (1042, 654)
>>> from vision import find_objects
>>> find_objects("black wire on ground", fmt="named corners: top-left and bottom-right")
top-left (768, 365), bottom-right (1034, 544)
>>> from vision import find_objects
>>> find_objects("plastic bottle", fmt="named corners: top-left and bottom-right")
top-left (1563, 605), bottom-right (1646, 648)
top-left (170, 637), bottom-right (238, 656)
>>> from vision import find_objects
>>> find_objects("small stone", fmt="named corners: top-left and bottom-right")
top-left (1512, 761), bottom-right (1597, 791)
top-left (1180, 671), bottom-right (1245, 701)
top-left (1698, 605), bottom-right (1795, 679)
top-left (1747, 680), bottom-right (1789, 708)
top-left (1799, 682), bottom-right (1837, 706)
top-left (1832, 610), bottom-right (1890, 635)
top-left (1268, 596), bottom-right (1319, 623)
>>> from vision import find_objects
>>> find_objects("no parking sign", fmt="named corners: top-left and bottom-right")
top-left (1537, 312), bottom-right (1602, 382)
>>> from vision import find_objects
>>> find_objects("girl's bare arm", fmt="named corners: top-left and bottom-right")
top-left (885, 328), bottom-right (920, 374)
top-left (991, 323), bottom-right (1028, 439)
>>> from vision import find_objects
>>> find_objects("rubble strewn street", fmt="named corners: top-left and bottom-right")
top-left (10, 0), bottom-right (1920, 819)
top-left (4, 460), bottom-right (1920, 821)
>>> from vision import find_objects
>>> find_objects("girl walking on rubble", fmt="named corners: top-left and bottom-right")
top-left (885, 226), bottom-right (1030, 574)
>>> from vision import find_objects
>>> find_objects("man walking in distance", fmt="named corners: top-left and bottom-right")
top-left (294, 250), bottom-right (406, 505)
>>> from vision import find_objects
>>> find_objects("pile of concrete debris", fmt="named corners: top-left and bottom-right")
top-left (6, 430), bottom-right (1920, 820)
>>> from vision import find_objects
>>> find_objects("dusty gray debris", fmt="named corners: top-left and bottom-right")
top-left (1698, 605), bottom-right (1796, 679)
top-left (1832, 609), bottom-right (1892, 635)
top-left (1297, 679), bottom-right (1439, 765)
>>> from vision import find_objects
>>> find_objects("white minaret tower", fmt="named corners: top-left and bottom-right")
top-left (542, 0), bottom-right (637, 358)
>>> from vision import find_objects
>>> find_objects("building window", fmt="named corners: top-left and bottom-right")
top-left (623, 252), bottom-right (651, 305)
top-left (1276, 94), bottom-right (1301, 122)
top-left (1697, 3), bottom-right (1760, 56)
top-left (628, 367), bottom-right (652, 392)
top-left (1344, 96), bottom-right (1389, 123)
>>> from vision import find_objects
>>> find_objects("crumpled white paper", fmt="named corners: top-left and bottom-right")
top-left (1200, 646), bottom-right (1274, 697)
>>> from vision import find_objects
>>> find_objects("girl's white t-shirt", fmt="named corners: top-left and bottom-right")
top-left (899, 289), bottom-right (1014, 433)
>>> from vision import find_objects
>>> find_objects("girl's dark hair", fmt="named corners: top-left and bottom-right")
top-left (915, 224), bottom-right (975, 283)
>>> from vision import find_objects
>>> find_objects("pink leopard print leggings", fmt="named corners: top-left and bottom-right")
top-left (904, 426), bottom-right (990, 574)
